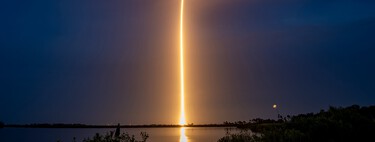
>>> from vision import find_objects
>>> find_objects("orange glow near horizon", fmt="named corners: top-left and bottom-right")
top-left (179, 0), bottom-right (186, 125)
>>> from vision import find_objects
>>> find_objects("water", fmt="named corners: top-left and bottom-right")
top-left (0, 127), bottom-right (238, 142)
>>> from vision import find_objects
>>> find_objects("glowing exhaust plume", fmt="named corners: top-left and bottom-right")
top-left (179, 0), bottom-right (186, 125)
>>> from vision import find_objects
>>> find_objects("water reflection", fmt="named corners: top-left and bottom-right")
top-left (179, 127), bottom-right (188, 142)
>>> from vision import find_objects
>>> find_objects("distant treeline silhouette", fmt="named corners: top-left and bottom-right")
top-left (5, 123), bottom-right (235, 128)
top-left (0, 121), bottom-right (4, 128)
top-left (219, 104), bottom-right (375, 142)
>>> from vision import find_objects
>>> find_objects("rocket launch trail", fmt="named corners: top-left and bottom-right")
top-left (179, 0), bottom-right (186, 125)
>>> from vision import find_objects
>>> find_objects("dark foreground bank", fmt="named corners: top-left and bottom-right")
top-left (219, 104), bottom-right (375, 142)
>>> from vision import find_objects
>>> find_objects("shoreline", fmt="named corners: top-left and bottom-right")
top-left (4, 124), bottom-right (237, 129)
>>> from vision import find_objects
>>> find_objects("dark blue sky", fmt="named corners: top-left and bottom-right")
top-left (1, 0), bottom-right (375, 124)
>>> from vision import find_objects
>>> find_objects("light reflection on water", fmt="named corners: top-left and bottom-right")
top-left (180, 127), bottom-right (188, 142)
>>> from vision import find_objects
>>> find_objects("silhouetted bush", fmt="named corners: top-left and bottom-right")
top-left (284, 105), bottom-right (375, 142)
top-left (0, 121), bottom-right (4, 128)
top-left (219, 105), bottom-right (375, 142)
top-left (83, 131), bottom-right (149, 142)
top-left (218, 130), bottom-right (261, 142)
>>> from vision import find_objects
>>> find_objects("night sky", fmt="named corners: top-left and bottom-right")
top-left (1, 0), bottom-right (375, 125)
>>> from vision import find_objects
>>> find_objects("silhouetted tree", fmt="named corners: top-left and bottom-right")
top-left (0, 121), bottom-right (4, 128)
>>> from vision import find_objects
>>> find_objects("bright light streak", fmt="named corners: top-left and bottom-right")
top-left (179, 0), bottom-right (186, 125)
top-left (179, 127), bottom-right (188, 142)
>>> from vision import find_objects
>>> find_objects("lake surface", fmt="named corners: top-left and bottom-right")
top-left (0, 127), bottom-right (239, 142)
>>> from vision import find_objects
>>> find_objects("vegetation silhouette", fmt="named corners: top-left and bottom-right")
top-left (0, 121), bottom-right (4, 128)
top-left (218, 104), bottom-right (375, 142)
top-left (64, 124), bottom-right (149, 142)
top-left (115, 123), bottom-right (121, 138)
top-left (82, 131), bottom-right (149, 142)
